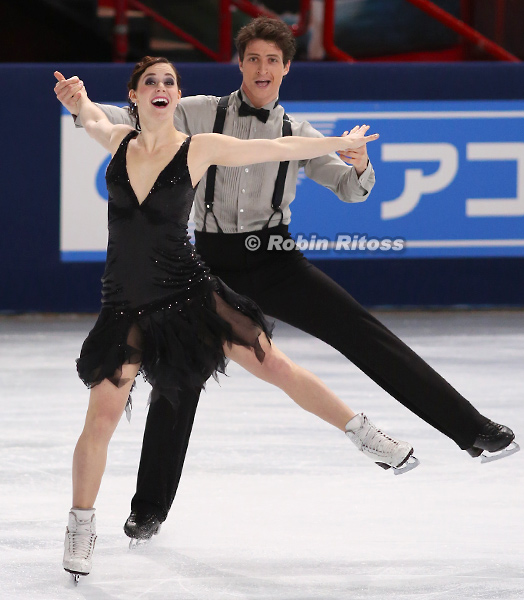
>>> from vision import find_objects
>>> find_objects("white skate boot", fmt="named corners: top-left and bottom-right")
top-left (345, 413), bottom-right (419, 475)
top-left (63, 508), bottom-right (97, 584)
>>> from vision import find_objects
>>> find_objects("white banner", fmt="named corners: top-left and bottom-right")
top-left (60, 111), bottom-right (110, 261)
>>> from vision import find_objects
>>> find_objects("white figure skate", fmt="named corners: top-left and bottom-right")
top-left (63, 508), bottom-right (97, 584)
top-left (345, 413), bottom-right (419, 475)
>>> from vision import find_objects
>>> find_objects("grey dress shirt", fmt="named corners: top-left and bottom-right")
top-left (86, 90), bottom-right (375, 233)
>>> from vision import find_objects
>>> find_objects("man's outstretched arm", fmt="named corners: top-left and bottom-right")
top-left (299, 120), bottom-right (375, 203)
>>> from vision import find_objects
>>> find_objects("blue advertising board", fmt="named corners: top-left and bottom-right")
top-left (60, 100), bottom-right (524, 262)
top-left (286, 100), bottom-right (524, 259)
top-left (4, 62), bottom-right (524, 311)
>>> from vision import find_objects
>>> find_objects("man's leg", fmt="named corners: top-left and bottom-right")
top-left (236, 255), bottom-right (489, 450)
top-left (126, 384), bottom-right (200, 538)
top-left (125, 265), bottom-right (255, 534)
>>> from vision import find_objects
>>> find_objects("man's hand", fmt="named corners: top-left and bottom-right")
top-left (54, 71), bottom-right (84, 115)
top-left (338, 125), bottom-right (371, 176)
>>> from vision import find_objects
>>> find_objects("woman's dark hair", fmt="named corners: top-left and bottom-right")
top-left (235, 16), bottom-right (296, 65)
top-left (127, 56), bottom-right (181, 130)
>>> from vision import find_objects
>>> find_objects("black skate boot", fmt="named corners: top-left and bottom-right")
top-left (124, 510), bottom-right (162, 549)
top-left (467, 420), bottom-right (520, 463)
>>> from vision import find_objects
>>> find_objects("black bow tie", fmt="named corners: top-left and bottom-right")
top-left (238, 101), bottom-right (270, 123)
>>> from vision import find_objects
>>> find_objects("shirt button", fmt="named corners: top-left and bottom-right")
top-left (240, 226), bottom-right (244, 230)
top-left (241, 188), bottom-right (246, 193)
top-left (245, 168), bottom-right (249, 173)
top-left (240, 209), bottom-right (244, 213)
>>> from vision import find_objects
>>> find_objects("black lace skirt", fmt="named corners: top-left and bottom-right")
top-left (76, 277), bottom-right (273, 409)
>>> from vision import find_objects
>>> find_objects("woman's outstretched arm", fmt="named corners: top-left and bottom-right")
top-left (54, 71), bottom-right (133, 152)
top-left (188, 126), bottom-right (379, 186)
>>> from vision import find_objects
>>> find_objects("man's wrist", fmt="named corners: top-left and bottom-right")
top-left (355, 158), bottom-right (369, 177)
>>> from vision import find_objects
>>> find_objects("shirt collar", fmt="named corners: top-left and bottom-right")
top-left (236, 89), bottom-right (279, 111)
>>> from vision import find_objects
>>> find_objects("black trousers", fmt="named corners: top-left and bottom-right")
top-left (131, 225), bottom-right (488, 520)
top-left (131, 385), bottom-right (200, 521)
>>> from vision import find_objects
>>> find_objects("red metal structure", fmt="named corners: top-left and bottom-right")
top-left (110, 0), bottom-right (310, 62)
top-left (322, 0), bottom-right (519, 63)
top-left (322, 0), bottom-right (355, 62)
top-left (109, 0), bottom-right (520, 63)
top-left (124, 0), bottom-right (229, 61)
top-left (113, 0), bottom-right (129, 62)
top-left (404, 0), bottom-right (519, 61)
top-left (230, 0), bottom-right (311, 37)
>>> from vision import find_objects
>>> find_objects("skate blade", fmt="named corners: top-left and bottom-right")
top-left (128, 524), bottom-right (162, 549)
top-left (64, 570), bottom-right (87, 585)
top-left (393, 455), bottom-right (420, 475)
top-left (375, 453), bottom-right (420, 476)
top-left (480, 441), bottom-right (520, 463)
top-left (129, 537), bottom-right (151, 549)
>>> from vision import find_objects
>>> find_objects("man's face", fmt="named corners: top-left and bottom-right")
top-left (239, 39), bottom-right (290, 108)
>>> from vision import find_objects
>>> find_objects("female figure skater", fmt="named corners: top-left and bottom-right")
top-left (58, 57), bottom-right (414, 582)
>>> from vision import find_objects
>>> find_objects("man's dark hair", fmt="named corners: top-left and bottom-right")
top-left (235, 17), bottom-right (296, 65)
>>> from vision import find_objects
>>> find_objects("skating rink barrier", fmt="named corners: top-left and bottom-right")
top-left (3, 62), bottom-right (524, 311)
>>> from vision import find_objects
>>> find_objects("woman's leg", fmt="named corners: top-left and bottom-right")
top-left (224, 334), bottom-right (415, 471)
top-left (64, 361), bottom-right (141, 579)
top-left (72, 361), bottom-right (140, 508)
top-left (224, 335), bottom-right (355, 431)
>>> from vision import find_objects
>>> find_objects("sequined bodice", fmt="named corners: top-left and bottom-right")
top-left (102, 131), bottom-right (211, 309)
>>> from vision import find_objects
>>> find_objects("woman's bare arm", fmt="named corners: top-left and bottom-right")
top-left (188, 126), bottom-right (379, 186)
top-left (54, 71), bottom-right (132, 153)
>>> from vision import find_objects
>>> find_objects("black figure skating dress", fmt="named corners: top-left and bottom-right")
top-left (77, 131), bottom-right (273, 406)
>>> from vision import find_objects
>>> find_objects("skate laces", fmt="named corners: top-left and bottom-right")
top-left (477, 420), bottom-right (506, 440)
top-left (68, 522), bottom-right (96, 560)
top-left (358, 417), bottom-right (399, 456)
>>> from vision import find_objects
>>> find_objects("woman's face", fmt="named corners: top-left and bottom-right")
top-left (129, 63), bottom-right (181, 120)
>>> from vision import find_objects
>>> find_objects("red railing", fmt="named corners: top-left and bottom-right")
top-left (113, 0), bottom-right (128, 62)
top-left (322, 0), bottom-right (520, 63)
top-left (322, 0), bottom-right (355, 62)
top-left (230, 0), bottom-right (311, 37)
top-left (110, 0), bottom-right (520, 63)
top-left (405, 0), bottom-right (519, 62)
top-left (112, 0), bottom-right (310, 62)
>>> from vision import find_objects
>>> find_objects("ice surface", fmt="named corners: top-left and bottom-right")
top-left (0, 311), bottom-right (522, 599)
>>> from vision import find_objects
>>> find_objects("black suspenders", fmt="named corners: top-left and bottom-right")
top-left (266, 114), bottom-right (292, 229)
top-left (203, 95), bottom-right (229, 233)
top-left (202, 95), bottom-right (292, 233)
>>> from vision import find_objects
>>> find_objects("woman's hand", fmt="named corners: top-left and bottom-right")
top-left (54, 71), bottom-right (85, 115)
top-left (53, 71), bottom-right (130, 152)
top-left (337, 125), bottom-right (374, 175)
top-left (338, 125), bottom-right (379, 151)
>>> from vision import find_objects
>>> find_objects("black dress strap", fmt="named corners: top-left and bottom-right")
top-left (107, 130), bottom-right (139, 179)
top-left (116, 130), bottom-right (139, 155)
top-left (203, 95), bottom-right (230, 233)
